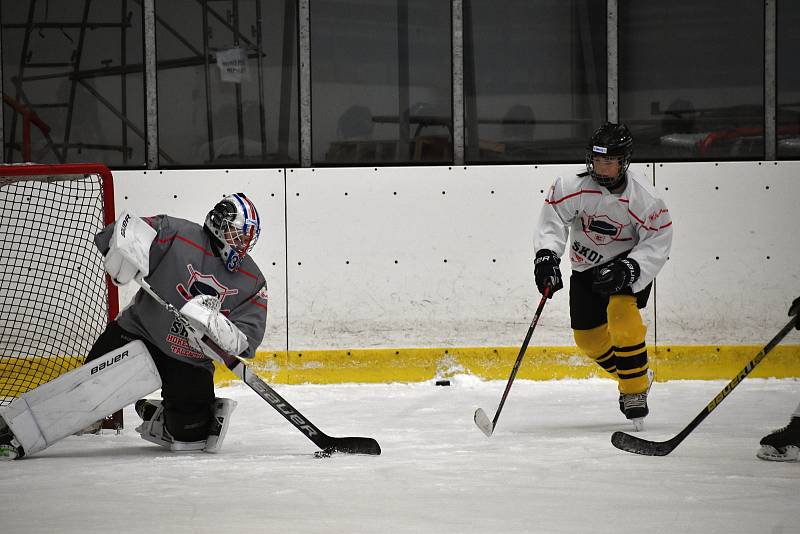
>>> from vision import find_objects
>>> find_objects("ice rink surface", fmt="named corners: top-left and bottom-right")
top-left (2, 376), bottom-right (798, 534)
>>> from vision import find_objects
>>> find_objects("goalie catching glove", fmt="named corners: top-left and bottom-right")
top-left (181, 294), bottom-right (249, 357)
top-left (104, 211), bottom-right (157, 286)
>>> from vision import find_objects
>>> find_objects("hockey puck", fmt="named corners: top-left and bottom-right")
top-left (435, 379), bottom-right (451, 386)
top-left (314, 449), bottom-right (333, 458)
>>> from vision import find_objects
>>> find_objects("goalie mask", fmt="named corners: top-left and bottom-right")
top-left (586, 122), bottom-right (633, 189)
top-left (205, 193), bottom-right (261, 272)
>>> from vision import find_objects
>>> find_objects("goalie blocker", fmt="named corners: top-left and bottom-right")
top-left (0, 341), bottom-right (161, 459)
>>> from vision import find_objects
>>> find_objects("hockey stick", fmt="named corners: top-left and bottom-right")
top-left (134, 277), bottom-right (381, 456)
top-left (474, 286), bottom-right (551, 437)
top-left (611, 314), bottom-right (799, 456)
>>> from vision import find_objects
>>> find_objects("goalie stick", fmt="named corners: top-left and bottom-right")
top-left (134, 277), bottom-right (381, 456)
top-left (611, 314), bottom-right (799, 456)
top-left (474, 286), bottom-right (550, 437)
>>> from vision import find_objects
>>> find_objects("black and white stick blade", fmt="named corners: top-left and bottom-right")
top-left (474, 408), bottom-right (494, 437)
top-left (611, 431), bottom-right (677, 456)
top-left (325, 437), bottom-right (382, 456)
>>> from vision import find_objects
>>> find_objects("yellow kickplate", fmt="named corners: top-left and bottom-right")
top-left (213, 344), bottom-right (800, 385)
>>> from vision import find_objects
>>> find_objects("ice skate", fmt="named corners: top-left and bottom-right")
top-left (757, 417), bottom-right (800, 462)
top-left (620, 369), bottom-right (654, 431)
top-left (135, 398), bottom-right (162, 422)
top-left (0, 421), bottom-right (23, 460)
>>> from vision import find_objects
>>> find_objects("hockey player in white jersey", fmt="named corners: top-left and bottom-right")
top-left (757, 297), bottom-right (800, 462)
top-left (533, 122), bottom-right (672, 430)
top-left (0, 193), bottom-right (268, 459)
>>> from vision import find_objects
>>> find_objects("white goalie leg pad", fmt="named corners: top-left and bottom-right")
top-left (0, 341), bottom-right (161, 457)
top-left (204, 398), bottom-right (237, 453)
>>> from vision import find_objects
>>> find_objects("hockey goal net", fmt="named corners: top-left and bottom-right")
top-left (0, 163), bottom-right (120, 427)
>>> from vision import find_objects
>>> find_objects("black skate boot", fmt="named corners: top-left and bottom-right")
top-left (0, 420), bottom-right (24, 460)
top-left (135, 399), bottom-right (162, 422)
top-left (619, 369), bottom-right (653, 431)
top-left (757, 417), bottom-right (800, 462)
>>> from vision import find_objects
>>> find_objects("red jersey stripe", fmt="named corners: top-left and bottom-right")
top-left (546, 189), bottom-right (603, 205)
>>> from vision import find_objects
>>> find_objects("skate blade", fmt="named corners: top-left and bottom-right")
top-left (757, 445), bottom-right (799, 462)
top-left (630, 417), bottom-right (645, 432)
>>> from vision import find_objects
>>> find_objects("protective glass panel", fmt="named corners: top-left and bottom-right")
top-left (464, 0), bottom-right (606, 163)
top-left (619, 1), bottom-right (764, 161)
top-left (777, 3), bottom-right (800, 160)
top-left (155, 0), bottom-right (298, 166)
top-left (311, 0), bottom-right (452, 165)
top-left (1, 1), bottom-right (146, 166)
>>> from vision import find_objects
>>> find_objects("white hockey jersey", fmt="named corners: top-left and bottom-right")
top-left (534, 168), bottom-right (673, 293)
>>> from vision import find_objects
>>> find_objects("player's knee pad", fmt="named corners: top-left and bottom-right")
top-left (136, 397), bottom-right (236, 453)
top-left (165, 403), bottom-right (213, 443)
top-left (607, 295), bottom-right (649, 393)
top-left (573, 325), bottom-right (616, 376)
top-left (136, 402), bottom-right (206, 452)
top-left (0, 341), bottom-right (161, 458)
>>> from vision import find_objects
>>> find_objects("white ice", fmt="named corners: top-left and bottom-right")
top-left (2, 377), bottom-right (798, 534)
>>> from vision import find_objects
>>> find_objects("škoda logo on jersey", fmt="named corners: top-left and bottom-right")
top-left (582, 214), bottom-right (626, 246)
top-left (90, 350), bottom-right (129, 375)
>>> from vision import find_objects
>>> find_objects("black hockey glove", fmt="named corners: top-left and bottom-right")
top-left (790, 297), bottom-right (800, 330)
top-left (592, 258), bottom-right (640, 296)
top-left (534, 249), bottom-right (563, 298)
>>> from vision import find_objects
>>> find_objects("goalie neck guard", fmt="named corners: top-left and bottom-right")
top-left (204, 193), bottom-right (261, 272)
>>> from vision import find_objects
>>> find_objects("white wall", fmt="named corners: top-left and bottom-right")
top-left (111, 162), bottom-right (800, 352)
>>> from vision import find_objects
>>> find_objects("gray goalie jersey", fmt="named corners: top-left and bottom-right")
top-left (95, 214), bottom-right (268, 373)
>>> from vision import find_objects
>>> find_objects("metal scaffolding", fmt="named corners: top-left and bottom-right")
top-left (1, 0), bottom-right (282, 166)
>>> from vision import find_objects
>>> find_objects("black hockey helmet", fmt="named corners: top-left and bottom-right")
top-left (585, 122), bottom-right (633, 188)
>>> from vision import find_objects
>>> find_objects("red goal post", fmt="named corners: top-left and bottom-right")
top-left (0, 163), bottom-right (122, 429)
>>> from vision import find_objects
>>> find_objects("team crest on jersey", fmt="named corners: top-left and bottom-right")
top-left (582, 215), bottom-right (624, 246)
top-left (176, 264), bottom-right (238, 310)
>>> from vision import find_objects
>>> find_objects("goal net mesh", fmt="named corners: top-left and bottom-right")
top-left (0, 167), bottom-right (113, 408)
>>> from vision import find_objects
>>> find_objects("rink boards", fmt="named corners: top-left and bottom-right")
top-left (113, 162), bottom-right (800, 383)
